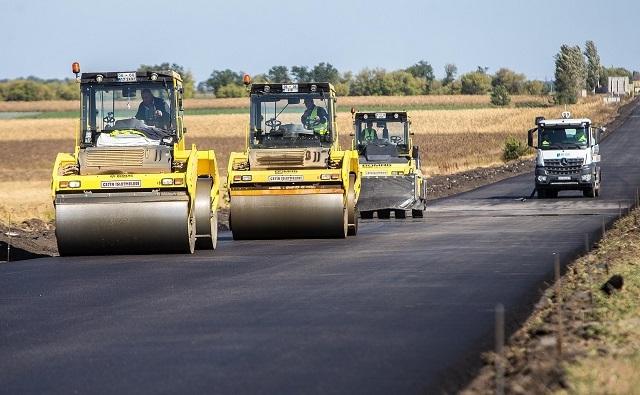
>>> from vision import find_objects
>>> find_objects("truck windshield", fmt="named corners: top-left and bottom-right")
top-left (249, 93), bottom-right (333, 149)
top-left (81, 83), bottom-right (176, 145)
top-left (539, 127), bottom-right (588, 150)
top-left (356, 119), bottom-right (408, 149)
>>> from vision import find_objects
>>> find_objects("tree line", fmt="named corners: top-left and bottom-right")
top-left (0, 45), bottom-right (635, 102)
top-left (554, 40), bottom-right (637, 104)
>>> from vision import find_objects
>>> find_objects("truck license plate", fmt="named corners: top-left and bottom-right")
top-left (558, 176), bottom-right (571, 181)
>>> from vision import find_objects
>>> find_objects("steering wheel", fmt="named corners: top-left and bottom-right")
top-left (390, 136), bottom-right (403, 144)
top-left (103, 112), bottom-right (115, 125)
top-left (265, 118), bottom-right (282, 129)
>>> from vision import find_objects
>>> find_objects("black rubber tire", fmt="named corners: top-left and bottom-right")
top-left (347, 174), bottom-right (358, 236)
top-left (394, 210), bottom-right (406, 219)
top-left (377, 209), bottom-right (391, 219)
top-left (583, 187), bottom-right (596, 198)
top-left (411, 209), bottom-right (424, 218)
top-left (360, 211), bottom-right (374, 219)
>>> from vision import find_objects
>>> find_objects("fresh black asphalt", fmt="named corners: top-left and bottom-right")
top-left (1, 104), bottom-right (639, 394)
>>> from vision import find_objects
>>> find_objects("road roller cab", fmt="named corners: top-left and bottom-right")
top-left (227, 80), bottom-right (360, 239)
top-left (51, 64), bottom-right (220, 255)
top-left (352, 111), bottom-right (426, 219)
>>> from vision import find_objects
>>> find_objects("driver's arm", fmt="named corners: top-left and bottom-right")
top-left (135, 103), bottom-right (145, 120)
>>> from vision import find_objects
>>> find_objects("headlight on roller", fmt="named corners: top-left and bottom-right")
top-left (391, 171), bottom-right (404, 176)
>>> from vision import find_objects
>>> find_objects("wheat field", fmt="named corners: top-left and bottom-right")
top-left (0, 96), bottom-right (623, 222)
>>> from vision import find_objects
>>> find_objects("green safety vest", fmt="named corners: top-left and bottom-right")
top-left (363, 128), bottom-right (377, 141)
top-left (308, 106), bottom-right (328, 135)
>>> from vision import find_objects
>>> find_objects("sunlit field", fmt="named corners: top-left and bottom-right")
top-left (0, 95), bottom-right (622, 222)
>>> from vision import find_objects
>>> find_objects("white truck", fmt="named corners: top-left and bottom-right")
top-left (527, 111), bottom-right (604, 198)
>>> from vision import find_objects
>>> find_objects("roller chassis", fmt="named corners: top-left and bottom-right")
top-left (226, 82), bottom-right (360, 239)
top-left (51, 70), bottom-right (220, 255)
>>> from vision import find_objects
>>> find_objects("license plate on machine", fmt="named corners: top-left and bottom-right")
top-left (101, 180), bottom-right (141, 188)
top-left (117, 72), bottom-right (137, 82)
top-left (557, 176), bottom-right (571, 181)
top-left (268, 175), bottom-right (303, 182)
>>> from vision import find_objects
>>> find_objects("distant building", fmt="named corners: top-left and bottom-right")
top-left (608, 76), bottom-right (630, 96)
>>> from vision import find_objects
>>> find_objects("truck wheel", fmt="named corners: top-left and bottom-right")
top-left (538, 189), bottom-right (548, 199)
top-left (394, 210), bottom-right (406, 219)
top-left (360, 211), bottom-right (374, 219)
top-left (377, 209), bottom-right (391, 219)
top-left (583, 187), bottom-right (596, 198)
top-left (548, 190), bottom-right (558, 198)
top-left (411, 209), bottom-right (424, 218)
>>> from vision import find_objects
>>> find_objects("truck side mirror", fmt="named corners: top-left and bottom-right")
top-left (527, 128), bottom-right (537, 148)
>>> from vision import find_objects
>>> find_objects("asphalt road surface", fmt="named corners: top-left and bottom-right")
top-left (2, 105), bottom-right (640, 394)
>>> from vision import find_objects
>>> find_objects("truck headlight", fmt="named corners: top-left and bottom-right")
top-left (537, 175), bottom-right (548, 182)
top-left (233, 175), bottom-right (252, 181)
top-left (161, 178), bottom-right (174, 185)
top-left (581, 174), bottom-right (592, 182)
top-left (391, 171), bottom-right (404, 175)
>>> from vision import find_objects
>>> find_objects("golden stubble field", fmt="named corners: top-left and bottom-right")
top-left (0, 96), bottom-right (622, 222)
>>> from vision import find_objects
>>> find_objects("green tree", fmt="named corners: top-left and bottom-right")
top-left (460, 71), bottom-right (492, 94)
top-left (206, 69), bottom-right (243, 96)
top-left (311, 62), bottom-right (340, 84)
top-left (442, 63), bottom-right (457, 86)
top-left (584, 40), bottom-right (601, 93)
top-left (490, 84), bottom-right (511, 106)
top-left (492, 68), bottom-right (526, 94)
top-left (291, 65), bottom-right (312, 82)
top-left (266, 66), bottom-right (291, 83)
top-left (349, 68), bottom-right (387, 96)
top-left (405, 60), bottom-right (434, 93)
top-left (138, 63), bottom-right (195, 98)
top-left (554, 44), bottom-right (587, 104)
top-left (382, 71), bottom-right (424, 95)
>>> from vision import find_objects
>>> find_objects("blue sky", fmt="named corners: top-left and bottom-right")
top-left (1, 0), bottom-right (637, 82)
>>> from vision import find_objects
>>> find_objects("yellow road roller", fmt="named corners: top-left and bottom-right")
top-left (352, 111), bottom-right (426, 219)
top-left (227, 80), bottom-right (360, 239)
top-left (51, 64), bottom-right (220, 255)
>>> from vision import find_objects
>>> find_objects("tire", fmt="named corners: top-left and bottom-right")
top-left (583, 186), bottom-right (596, 198)
top-left (412, 209), bottom-right (424, 218)
top-left (377, 209), bottom-right (391, 219)
top-left (195, 178), bottom-right (217, 250)
top-left (347, 174), bottom-right (358, 236)
top-left (394, 210), bottom-right (406, 219)
top-left (548, 190), bottom-right (558, 198)
top-left (360, 211), bottom-right (374, 219)
top-left (538, 189), bottom-right (548, 199)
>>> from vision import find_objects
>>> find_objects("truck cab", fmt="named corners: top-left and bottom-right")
top-left (527, 111), bottom-right (603, 198)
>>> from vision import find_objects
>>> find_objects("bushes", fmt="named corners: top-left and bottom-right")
top-left (502, 136), bottom-right (529, 161)
top-left (490, 85), bottom-right (511, 106)
top-left (215, 83), bottom-right (246, 98)
top-left (460, 71), bottom-right (492, 95)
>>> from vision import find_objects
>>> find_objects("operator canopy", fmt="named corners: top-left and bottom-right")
top-left (355, 112), bottom-right (409, 162)
top-left (80, 75), bottom-right (177, 147)
top-left (249, 87), bottom-right (334, 149)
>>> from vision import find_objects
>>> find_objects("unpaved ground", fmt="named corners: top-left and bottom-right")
top-left (461, 208), bottom-right (640, 395)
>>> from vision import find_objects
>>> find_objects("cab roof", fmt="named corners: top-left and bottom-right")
top-left (354, 111), bottom-right (408, 122)
top-left (80, 70), bottom-right (182, 84)
top-left (250, 82), bottom-right (334, 94)
top-left (539, 118), bottom-right (592, 127)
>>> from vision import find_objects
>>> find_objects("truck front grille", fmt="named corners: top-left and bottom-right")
top-left (255, 151), bottom-right (305, 167)
top-left (544, 158), bottom-right (584, 175)
top-left (85, 148), bottom-right (145, 167)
